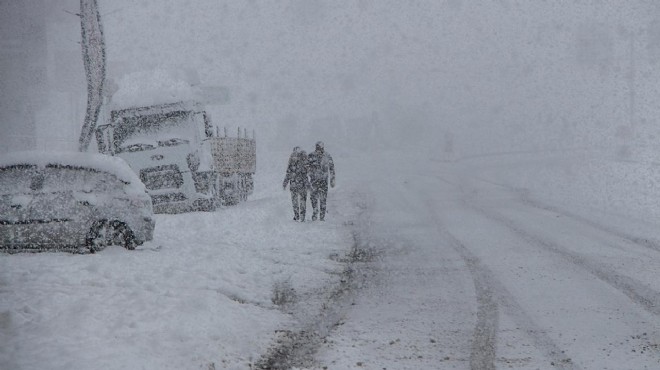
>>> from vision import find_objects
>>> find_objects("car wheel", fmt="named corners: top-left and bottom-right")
top-left (86, 220), bottom-right (136, 253)
top-left (108, 220), bottom-right (136, 250)
top-left (86, 220), bottom-right (110, 253)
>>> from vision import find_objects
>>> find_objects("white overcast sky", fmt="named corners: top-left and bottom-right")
top-left (2, 1), bottom-right (660, 156)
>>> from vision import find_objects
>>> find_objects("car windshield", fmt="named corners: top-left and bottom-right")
top-left (0, 165), bottom-right (38, 195)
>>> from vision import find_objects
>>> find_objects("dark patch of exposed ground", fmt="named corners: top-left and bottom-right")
top-left (252, 226), bottom-right (379, 370)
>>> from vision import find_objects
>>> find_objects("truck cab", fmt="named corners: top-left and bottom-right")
top-left (96, 100), bottom-right (254, 213)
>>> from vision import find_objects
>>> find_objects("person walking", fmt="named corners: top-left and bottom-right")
top-left (307, 141), bottom-right (335, 221)
top-left (283, 146), bottom-right (310, 222)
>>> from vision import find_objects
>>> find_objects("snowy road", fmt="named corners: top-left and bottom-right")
top-left (3, 151), bottom-right (660, 370)
top-left (314, 153), bottom-right (660, 370)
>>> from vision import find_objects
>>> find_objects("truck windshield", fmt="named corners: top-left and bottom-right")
top-left (118, 143), bottom-right (157, 153)
top-left (158, 138), bottom-right (189, 147)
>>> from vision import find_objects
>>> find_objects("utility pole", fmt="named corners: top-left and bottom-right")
top-left (78, 0), bottom-right (106, 152)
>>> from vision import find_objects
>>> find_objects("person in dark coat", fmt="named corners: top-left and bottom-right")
top-left (307, 141), bottom-right (335, 221)
top-left (283, 146), bottom-right (310, 222)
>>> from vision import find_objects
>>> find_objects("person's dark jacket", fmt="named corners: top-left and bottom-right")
top-left (307, 149), bottom-right (335, 187)
top-left (283, 152), bottom-right (310, 192)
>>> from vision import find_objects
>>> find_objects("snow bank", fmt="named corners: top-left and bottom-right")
top-left (0, 149), bottom-right (362, 370)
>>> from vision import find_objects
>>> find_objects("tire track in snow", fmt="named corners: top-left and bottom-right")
top-left (399, 178), bottom-right (576, 370)
top-left (471, 203), bottom-right (660, 317)
top-left (431, 217), bottom-right (579, 370)
top-left (394, 179), bottom-right (499, 369)
top-left (521, 196), bottom-right (660, 254)
top-left (254, 194), bottom-right (376, 370)
top-left (254, 238), bottom-right (372, 370)
top-left (440, 228), bottom-right (499, 370)
top-left (473, 175), bottom-right (660, 254)
top-left (406, 176), bottom-right (579, 369)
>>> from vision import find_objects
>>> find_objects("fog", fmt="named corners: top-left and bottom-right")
top-left (2, 1), bottom-right (659, 159)
top-left (6, 3), bottom-right (660, 368)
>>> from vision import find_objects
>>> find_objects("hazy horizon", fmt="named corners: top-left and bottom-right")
top-left (1, 1), bottom-right (659, 159)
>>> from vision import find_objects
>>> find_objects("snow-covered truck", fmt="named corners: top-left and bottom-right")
top-left (95, 100), bottom-right (255, 213)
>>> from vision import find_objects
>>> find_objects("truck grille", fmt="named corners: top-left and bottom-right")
top-left (151, 192), bottom-right (186, 205)
top-left (140, 165), bottom-right (184, 190)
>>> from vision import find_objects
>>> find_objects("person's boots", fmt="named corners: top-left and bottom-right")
top-left (300, 213), bottom-right (305, 222)
top-left (312, 211), bottom-right (318, 221)
top-left (293, 211), bottom-right (299, 221)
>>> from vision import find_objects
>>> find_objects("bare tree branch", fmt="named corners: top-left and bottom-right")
top-left (78, 0), bottom-right (106, 152)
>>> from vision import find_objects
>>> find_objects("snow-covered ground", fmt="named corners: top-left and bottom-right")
top-left (3, 147), bottom-right (660, 369)
top-left (0, 151), bottom-right (363, 369)
top-left (314, 149), bottom-right (660, 369)
top-left (4, 2), bottom-right (660, 367)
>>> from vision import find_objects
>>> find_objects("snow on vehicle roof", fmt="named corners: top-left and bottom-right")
top-left (0, 151), bottom-right (144, 187)
top-left (110, 69), bottom-right (199, 108)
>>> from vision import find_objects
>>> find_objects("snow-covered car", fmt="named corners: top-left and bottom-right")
top-left (0, 151), bottom-right (155, 253)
